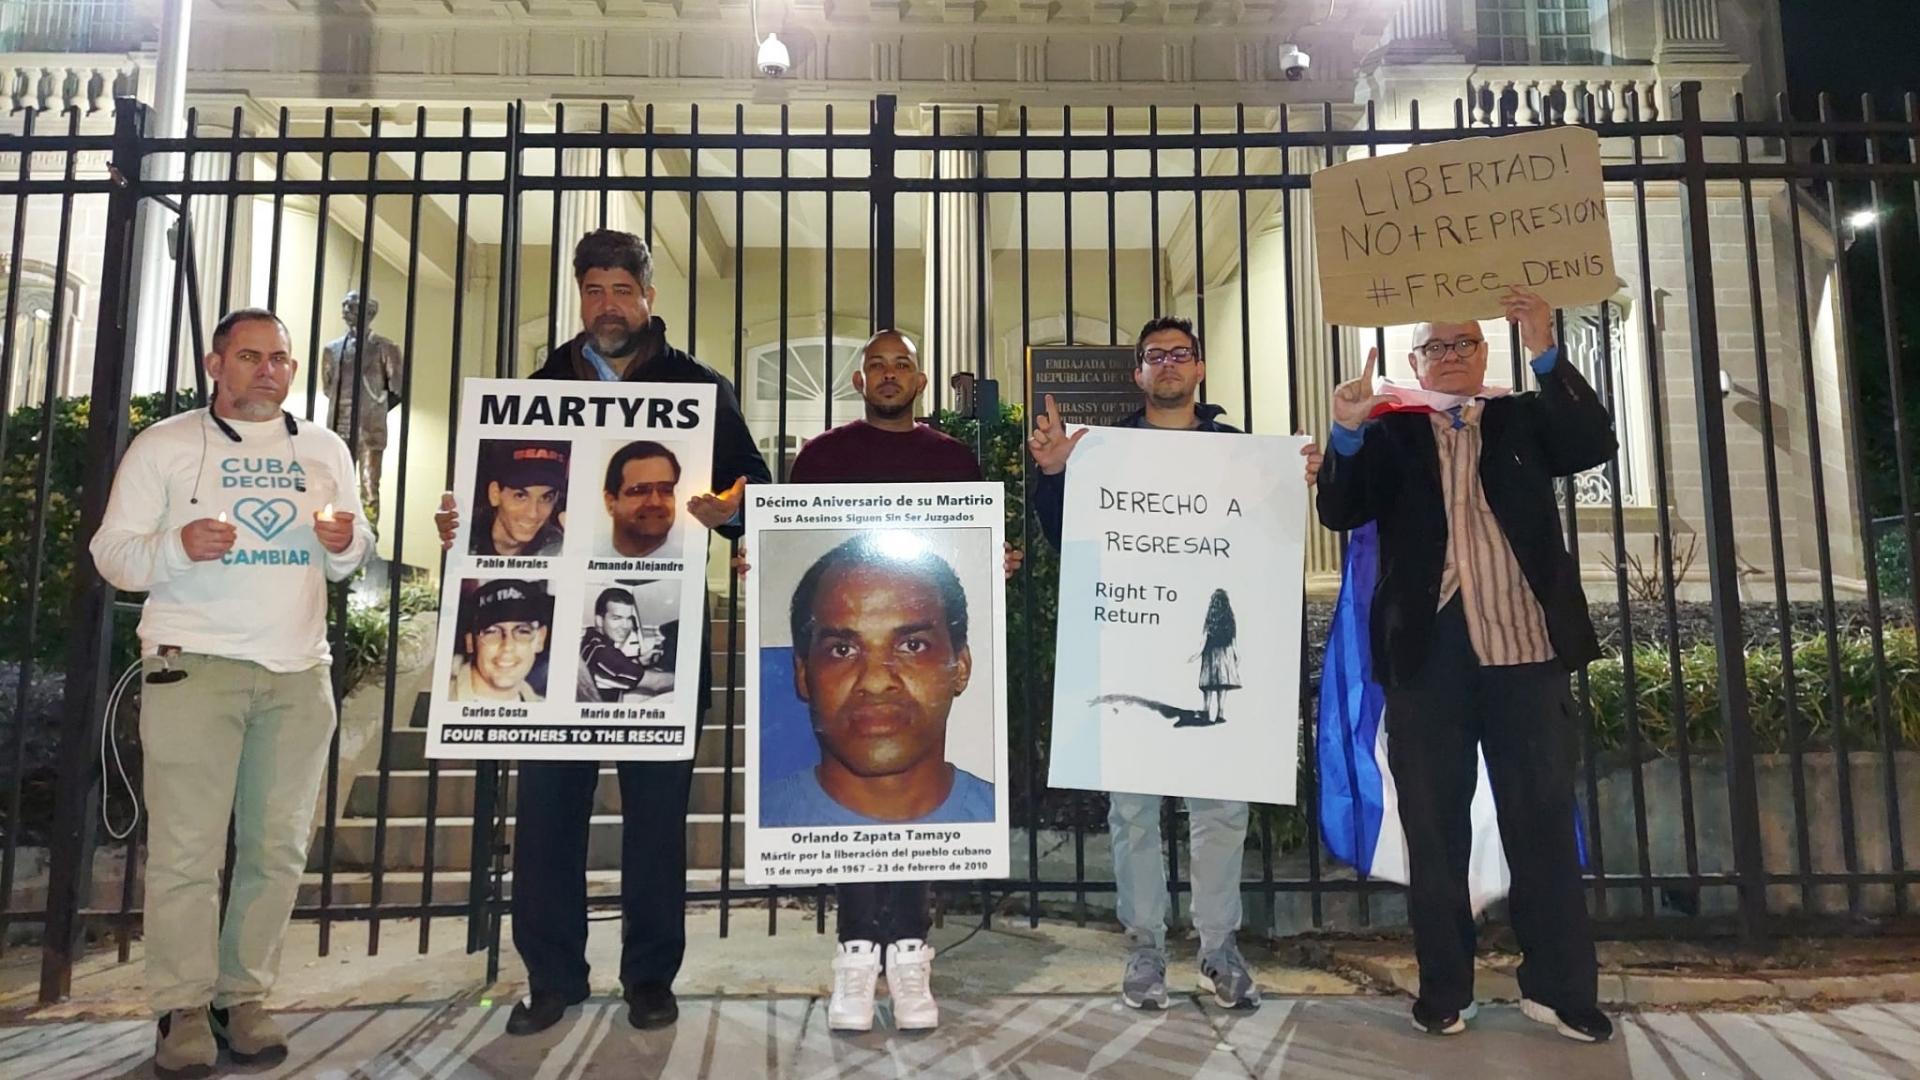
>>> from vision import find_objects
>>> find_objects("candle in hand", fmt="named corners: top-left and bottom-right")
top-left (321, 503), bottom-right (336, 521)
top-left (217, 511), bottom-right (228, 524)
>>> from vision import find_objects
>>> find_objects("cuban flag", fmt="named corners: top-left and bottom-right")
top-left (1315, 391), bottom-right (1512, 913)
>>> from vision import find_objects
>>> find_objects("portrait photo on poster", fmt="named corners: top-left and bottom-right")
top-left (446, 577), bottom-right (556, 704)
top-left (469, 439), bottom-right (570, 558)
top-left (577, 578), bottom-right (681, 704)
top-left (593, 437), bottom-right (689, 562)
top-left (756, 527), bottom-right (997, 829)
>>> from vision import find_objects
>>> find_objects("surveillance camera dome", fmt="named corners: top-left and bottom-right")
top-left (1279, 43), bottom-right (1310, 81)
top-left (758, 33), bottom-right (791, 78)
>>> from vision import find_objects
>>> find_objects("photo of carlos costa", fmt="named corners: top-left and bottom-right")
top-left (448, 578), bottom-right (554, 703)
top-left (761, 533), bottom-right (994, 828)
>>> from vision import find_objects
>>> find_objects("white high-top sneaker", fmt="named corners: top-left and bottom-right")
top-left (828, 940), bottom-right (882, 1032)
top-left (886, 939), bottom-right (939, 1031)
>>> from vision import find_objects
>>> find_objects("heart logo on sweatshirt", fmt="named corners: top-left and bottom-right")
top-left (234, 497), bottom-right (299, 542)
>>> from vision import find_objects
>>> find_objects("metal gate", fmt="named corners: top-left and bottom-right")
top-left (2, 82), bottom-right (1916, 1004)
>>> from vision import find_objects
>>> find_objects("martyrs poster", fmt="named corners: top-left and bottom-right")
top-left (426, 378), bottom-right (715, 761)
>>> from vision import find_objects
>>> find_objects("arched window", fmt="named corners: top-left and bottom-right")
top-left (743, 336), bottom-right (865, 453)
top-left (0, 260), bottom-right (80, 408)
top-left (1560, 299), bottom-right (1646, 507)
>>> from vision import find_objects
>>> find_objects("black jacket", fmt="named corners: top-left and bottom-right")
top-left (533, 318), bottom-right (772, 541)
top-left (1033, 401), bottom-right (1241, 549)
top-left (1314, 359), bottom-right (1617, 689)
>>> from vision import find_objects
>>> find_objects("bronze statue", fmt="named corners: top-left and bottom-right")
top-left (320, 290), bottom-right (404, 524)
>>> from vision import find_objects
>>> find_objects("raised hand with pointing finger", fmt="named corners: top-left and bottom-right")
top-left (1332, 348), bottom-right (1392, 432)
top-left (1027, 393), bottom-right (1089, 476)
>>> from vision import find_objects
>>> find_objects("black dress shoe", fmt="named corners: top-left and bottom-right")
top-left (506, 989), bottom-right (589, 1036)
top-left (625, 984), bottom-right (679, 1030)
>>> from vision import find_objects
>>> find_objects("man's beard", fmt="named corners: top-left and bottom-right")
top-left (591, 318), bottom-right (641, 358)
top-left (227, 394), bottom-right (284, 422)
top-left (867, 396), bottom-right (913, 421)
top-left (1148, 383), bottom-right (1192, 410)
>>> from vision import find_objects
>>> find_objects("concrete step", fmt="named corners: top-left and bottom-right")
top-left (343, 766), bottom-right (745, 818)
top-left (292, 869), bottom-right (773, 909)
top-left (310, 814), bottom-right (745, 873)
top-left (377, 724), bottom-right (747, 771)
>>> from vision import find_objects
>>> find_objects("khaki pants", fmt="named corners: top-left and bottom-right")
top-left (140, 653), bottom-right (336, 1013)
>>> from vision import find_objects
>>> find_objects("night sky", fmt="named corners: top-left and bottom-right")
top-left (1779, 0), bottom-right (1920, 111)
top-left (1778, 0), bottom-right (1920, 524)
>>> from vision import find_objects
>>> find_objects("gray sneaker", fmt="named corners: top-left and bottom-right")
top-left (1201, 940), bottom-right (1261, 1009)
top-left (1121, 945), bottom-right (1171, 1010)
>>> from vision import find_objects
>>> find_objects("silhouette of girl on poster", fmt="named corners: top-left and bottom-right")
top-left (1195, 589), bottom-right (1240, 725)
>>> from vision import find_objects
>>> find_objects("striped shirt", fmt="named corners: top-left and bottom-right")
top-left (1432, 405), bottom-right (1556, 667)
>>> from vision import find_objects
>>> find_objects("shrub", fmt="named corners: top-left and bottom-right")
top-left (1584, 628), bottom-right (1920, 759)
top-left (334, 580), bottom-right (440, 696)
top-left (0, 391), bottom-right (198, 671)
top-left (1879, 525), bottom-right (1914, 606)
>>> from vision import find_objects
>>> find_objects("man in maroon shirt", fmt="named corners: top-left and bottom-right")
top-left (738, 329), bottom-right (1018, 1033)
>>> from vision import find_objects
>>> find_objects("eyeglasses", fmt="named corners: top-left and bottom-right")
top-left (1142, 347), bottom-right (1198, 367)
top-left (1417, 338), bottom-right (1485, 361)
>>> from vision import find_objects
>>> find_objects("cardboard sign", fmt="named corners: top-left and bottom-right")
top-left (1310, 126), bottom-right (1617, 325)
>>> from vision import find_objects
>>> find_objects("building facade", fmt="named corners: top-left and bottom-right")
top-left (0, 0), bottom-right (1867, 600)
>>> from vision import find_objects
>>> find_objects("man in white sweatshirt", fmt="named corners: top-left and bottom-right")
top-left (89, 307), bottom-right (374, 1079)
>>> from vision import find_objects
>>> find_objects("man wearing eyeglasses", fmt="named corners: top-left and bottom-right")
top-left (601, 440), bottom-right (682, 559)
top-left (449, 579), bottom-right (552, 703)
top-left (1028, 315), bottom-right (1323, 1014)
top-left (1316, 287), bottom-right (1617, 1044)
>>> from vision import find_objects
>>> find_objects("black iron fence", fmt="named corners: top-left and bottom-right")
top-left (1, 83), bottom-right (1917, 1005)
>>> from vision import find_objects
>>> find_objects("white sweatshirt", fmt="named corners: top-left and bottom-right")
top-left (89, 408), bottom-right (376, 672)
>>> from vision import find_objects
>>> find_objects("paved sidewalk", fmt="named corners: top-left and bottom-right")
top-left (5, 996), bottom-right (1919, 1078)
top-left (8, 913), bottom-right (1920, 1077)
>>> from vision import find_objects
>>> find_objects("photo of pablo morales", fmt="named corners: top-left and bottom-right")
top-left (758, 528), bottom-right (997, 828)
top-left (577, 578), bottom-right (682, 704)
top-left (469, 439), bottom-right (570, 558)
top-left (447, 578), bottom-right (554, 703)
top-left (596, 438), bottom-right (687, 561)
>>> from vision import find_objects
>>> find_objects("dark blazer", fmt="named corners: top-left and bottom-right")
top-left (1314, 357), bottom-right (1616, 689)
top-left (1032, 401), bottom-right (1241, 549)
top-left (534, 318), bottom-right (771, 542)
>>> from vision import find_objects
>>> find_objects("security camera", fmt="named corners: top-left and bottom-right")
top-left (757, 33), bottom-right (791, 78)
top-left (1280, 43), bottom-right (1310, 81)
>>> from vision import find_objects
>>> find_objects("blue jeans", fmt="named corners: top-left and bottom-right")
top-left (1107, 792), bottom-right (1248, 955)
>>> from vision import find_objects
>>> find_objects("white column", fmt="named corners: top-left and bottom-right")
top-left (1383, 0), bottom-right (1466, 62)
top-left (1282, 135), bottom-right (1359, 585)
top-left (1658, 0), bottom-right (1737, 61)
top-left (183, 112), bottom-right (252, 327)
top-left (921, 106), bottom-right (993, 385)
top-left (128, 0), bottom-right (194, 393)
top-left (550, 143), bottom-right (630, 345)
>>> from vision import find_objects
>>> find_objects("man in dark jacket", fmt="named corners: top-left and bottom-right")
top-left (435, 229), bottom-right (771, 1036)
top-left (1028, 316), bottom-right (1322, 1014)
top-left (1315, 286), bottom-right (1616, 1043)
